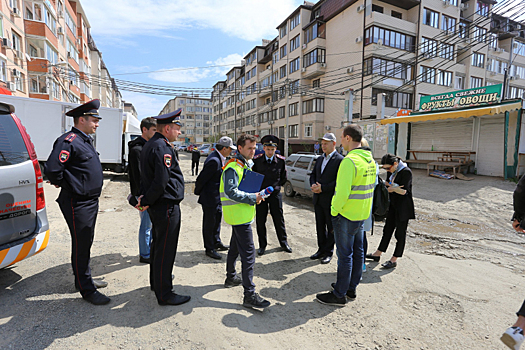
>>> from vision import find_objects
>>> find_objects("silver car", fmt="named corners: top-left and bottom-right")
top-left (0, 102), bottom-right (50, 268)
top-left (283, 153), bottom-right (320, 198)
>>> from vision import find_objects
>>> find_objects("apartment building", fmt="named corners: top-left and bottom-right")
top-left (211, 0), bottom-right (525, 152)
top-left (0, 0), bottom-right (121, 108)
top-left (159, 95), bottom-right (213, 143)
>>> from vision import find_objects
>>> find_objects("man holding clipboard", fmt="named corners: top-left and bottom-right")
top-left (220, 134), bottom-right (271, 309)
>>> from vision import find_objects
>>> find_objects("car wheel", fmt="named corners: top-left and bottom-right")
top-left (284, 181), bottom-right (295, 197)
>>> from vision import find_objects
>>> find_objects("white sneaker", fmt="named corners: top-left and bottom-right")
top-left (501, 327), bottom-right (524, 350)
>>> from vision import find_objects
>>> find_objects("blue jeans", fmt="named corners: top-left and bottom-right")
top-left (331, 214), bottom-right (364, 299)
top-left (139, 209), bottom-right (152, 258)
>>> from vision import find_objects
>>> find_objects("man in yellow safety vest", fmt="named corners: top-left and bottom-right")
top-left (220, 134), bottom-right (270, 309)
top-left (316, 124), bottom-right (376, 306)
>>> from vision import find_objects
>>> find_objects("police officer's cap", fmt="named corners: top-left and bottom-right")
top-left (65, 99), bottom-right (101, 118)
top-left (261, 135), bottom-right (279, 147)
top-left (155, 108), bottom-right (182, 125)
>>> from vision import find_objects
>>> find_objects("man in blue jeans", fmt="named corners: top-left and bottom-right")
top-left (316, 124), bottom-right (376, 306)
top-left (128, 117), bottom-right (157, 263)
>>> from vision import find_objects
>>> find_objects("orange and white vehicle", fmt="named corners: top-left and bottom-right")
top-left (0, 102), bottom-right (49, 268)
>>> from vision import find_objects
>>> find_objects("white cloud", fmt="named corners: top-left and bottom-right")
top-left (148, 53), bottom-right (243, 83)
top-left (121, 92), bottom-right (168, 119)
top-left (82, 0), bottom-right (302, 42)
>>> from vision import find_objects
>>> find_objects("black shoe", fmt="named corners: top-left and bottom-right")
top-left (257, 247), bottom-right (266, 256)
top-left (320, 255), bottom-right (332, 264)
top-left (316, 291), bottom-right (346, 306)
top-left (243, 293), bottom-right (270, 309)
top-left (281, 242), bottom-right (292, 253)
top-left (75, 279), bottom-right (108, 291)
top-left (206, 249), bottom-right (221, 260)
top-left (381, 260), bottom-right (397, 269)
top-left (224, 275), bottom-right (242, 288)
top-left (365, 254), bottom-right (380, 262)
top-left (83, 291), bottom-right (111, 305)
top-left (215, 243), bottom-right (229, 251)
top-left (158, 294), bottom-right (191, 306)
top-left (310, 251), bottom-right (323, 260)
top-left (331, 283), bottom-right (357, 299)
top-left (139, 256), bottom-right (150, 264)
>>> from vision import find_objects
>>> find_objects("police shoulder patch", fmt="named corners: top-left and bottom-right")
top-left (59, 150), bottom-right (70, 163)
top-left (164, 154), bottom-right (172, 167)
top-left (276, 154), bottom-right (286, 160)
top-left (253, 153), bottom-right (263, 160)
top-left (64, 133), bottom-right (77, 143)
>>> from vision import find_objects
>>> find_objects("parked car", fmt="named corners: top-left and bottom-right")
top-left (186, 144), bottom-right (200, 152)
top-left (283, 153), bottom-right (320, 198)
top-left (0, 102), bottom-right (50, 269)
top-left (200, 143), bottom-right (216, 156)
top-left (178, 145), bottom-right (187, 152)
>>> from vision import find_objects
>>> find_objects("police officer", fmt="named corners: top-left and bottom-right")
top-left (252, 135), bottom-right (292, 255)
top-left (136, 109), bottom-right (191, 306)
top-left (45, 99), bottom-right (110, 305)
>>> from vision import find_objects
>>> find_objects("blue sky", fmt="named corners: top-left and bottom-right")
top-left (82, 0), bottom-right (304, 118)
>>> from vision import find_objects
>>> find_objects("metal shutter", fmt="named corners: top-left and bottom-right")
top-left (410, 119), bottom-right (474, 154)
top-left (476, 116), bottom-right (504, 177)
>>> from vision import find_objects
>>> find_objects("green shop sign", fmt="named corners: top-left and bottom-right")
top-left (419, 84), bottom-right (502, 111)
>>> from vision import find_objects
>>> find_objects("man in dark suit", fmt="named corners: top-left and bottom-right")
top-left (194, 137), bottom-right (235, 259)
top-left (309, 133), bottom-right (344, 264)
top-left (192, 146), bottom-right (201, 176)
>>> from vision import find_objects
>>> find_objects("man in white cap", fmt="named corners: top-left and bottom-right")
top-left (309, 133), bottom-right (344, 264)
top-left (195, 136), bottom-right (236, 259)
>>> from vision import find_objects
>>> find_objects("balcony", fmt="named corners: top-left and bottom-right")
top-left (302, 37), bottom-right (325, 52)
top-left (27, 58), bottom-right (49, 73)
top-left (302, 112), bottom-right (324, 123)
top-left (302, 62), bottom-right (326, 79)
top-left (24, 20), bottom-right (58, 48)
top-left (365, 11), bottom-right (417, 35)
top-left (258, 85), bottom-right (273, 97)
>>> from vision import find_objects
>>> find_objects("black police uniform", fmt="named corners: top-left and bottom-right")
top-left (139, 109), bottom-right (190, 306)
top-left (44, 99), bottom-right (107, 304)
top-left (191, 148), bottom-right (201, 175)
top-left (252, 135), bottom-right (290, 254)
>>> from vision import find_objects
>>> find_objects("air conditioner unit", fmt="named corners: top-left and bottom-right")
top-left (12, 69), bottom-right (20, 77)
top-left (325, 125), bottom-right (331, 130)
top-left (510, 75), bottom-right (520, 81)
top-left (301, 68), bottom-right (306, 72)
top-left (12, 7), bottom-right (21, 17)
top-left (460, 3), bottom-right (468, 10)
top-left (355, 36), bottom-right (363, 43)
top-left (58, 10), bottom-right (64, 18)
top-left (302, 44), bottom-right (307, 49)
top-left (58, 27), bottom-right (64, 35)
top-left (6, 82), bottom-right (15, 91)
top-left (376, 39), bottom-right (383, 47)
top-left (347, 67), bottom-right (354, 74)
top-left (1, 38), bottom-right (11, 49)
top-left (320, 63), bottom-right (327, 68)
top-left (301, 91), bottom-right (306, 96)
top-left (357, 4), bottom-right (365, 13)
top-left (442, 0), bottom-right (450, 7)
top-left (67, 52), bottom-right (72, 58)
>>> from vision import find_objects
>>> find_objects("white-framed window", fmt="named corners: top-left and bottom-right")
top-left (289, 124), bottom-right (298, 138)
top-left (304, 123), bottom-right (313, 137)
top-left (65, 10), bottom-right (77, 36)
top-left (280, 44), bottom-right (287, 58)
top-left (476, 1), bottom-right (489, 16)
top-left (470, 76), bottom-right (483, 88)
top-left (289, 57), bottom-right (300, 73)
top-left (471, 52), bottom-right (485, 68)
top-left (420, 66), bottom-right (436, 84)
top-left (15, 72), bottom-right (24, 91)
top-left (290, 34), bottom-right (300, 52)
top-left (289, 102), bottom-right (298, 116)
top-left (67, 39), bottom-right (78, 62)
top-left (0, 59), bottom-right (6, 82)
top-left (279, 65), bottom-right (287, 79)
top-left (11, 31), bottom-right (21, 51)
top-left (473, 26), bottom-right (486, 43)
top-left (455, 75), bottom-right (465, 89)
top-left (423, 8), bottom-right (439, 28)
top-left (302, 98), bottom-right (324, 114)
top-left (442, 15), bottom-right (456, 33)
top-left (436, 70), bottom-right (452, 86)
top-left (272, 51), bottom-right (279, 64)
top-left (290, 13), bottom-right (300, 30)
top-left (421, 37), bottom-right (438, 57)
top-left (440, 42), bottom-right (454, 60)
top-left (279, 25), bottom-right (287, 38)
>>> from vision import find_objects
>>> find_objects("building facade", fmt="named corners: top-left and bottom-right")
top-left (210, 0), bottom-right (525, 153)
top-left (159, 95), bottom-right (213, 143)
top-left (0, 0), bottom-right (121, 108)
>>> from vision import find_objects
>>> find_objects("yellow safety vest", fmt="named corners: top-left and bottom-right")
top-left (331, 148), bottom-right (376, 221)
top-left (219, 158), bottom-right (256, 225)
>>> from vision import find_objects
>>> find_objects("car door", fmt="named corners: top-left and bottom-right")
top-left (290, 156), bottom-right (312, 196)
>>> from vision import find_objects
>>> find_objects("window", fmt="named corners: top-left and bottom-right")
top-left (289, 57), bottom-right (300, 73)
top-left (489, 33), bottom-right (498, 50)
top-left (458, 22), bottom-right (469, 38)
top-left (279, 65), bottom-right (287, 79)
top-left (273, 51), bottom-right (279, 64)
top-left (279, 126), bottom-right (285, 138)
top-left (455, 75), bottom-right (465, 89)
top-left (302, 98), bottom-right (324, 114)
top-left (279, 106), bottom-right (285, 119)
top-left (67, 39), bottom-right (78, 62)
top-left (514, 41), bottom-right (525, 56)
top-left (440, 42), bottom-right (454, 60)
top-left (290, 13), bottom-right (300, 30)
top-left (290, 80), bottom-right (299, 95)
top-left (473, 26), bottom-right (486, 43)
top-left (420, 66), bottom-right (436, 84)
top-left (304, 23), bottom-right (318, 44)
top-left (423, 8), bottom-right (439, 28)
top-left (65, 10), bottom-right (76, 36)
top-left (471, 52), bottom-right (485, 68)
top-left (289, 102), bottom-right (298, 116)
top-left (29, 45), bottom-right (38, 57)
top-left (280, 25), bottom-right (287, 38)
top-left (421, 37), bottom-right (438, 57)
top-left (11, 31), bottom-right (21, 51)
top-left (371, 88), bottom-right (413, 109)
top-left (289, 125), bottom-right (298, 138)
top-left (313, 79), bottom-right (320, 88)
top-left (364, 26), bottom-right (415, 52)
top-left (372, 5), bottom-right (383, 13)
top-left (363, 57), bottom-right (413, 80)
top-left (442, 15), bottom-right (456, 33)
top-left (509, 87), bottom-right (525, 99)
top-left (15, 72), bottom-right (24, 91)
top-left (303, 48), bottom-right (325, 67)
top-left (436, 70), bottom-right (452, 86)
top-left (0, 59), bottom-right (6, 82)
top-left (290, 34), bottom-right (300, 52)
top-left (391, 11), bottom-right (402, 19)
top-left (305, 124), bottom-right (313, 137)
top-left (280, 44), bottom-right (287, 58)
top-left (471, 76), bottom-right (483, 88)
top-left (476, 1), bottom-right (489, 16)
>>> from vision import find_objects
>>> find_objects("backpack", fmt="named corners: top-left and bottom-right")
top-left (372, 176), bottom-right (390, 222)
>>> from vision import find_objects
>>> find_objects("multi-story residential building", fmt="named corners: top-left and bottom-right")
top-left (159, 95), bottom-right (213, 143)
top-left (0, 0), bottom-right (121, 108)
top-left (211, 0), bottom-right (525, 153)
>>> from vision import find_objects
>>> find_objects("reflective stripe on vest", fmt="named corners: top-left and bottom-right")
top-left (219, 160), bottom-right (256, 225)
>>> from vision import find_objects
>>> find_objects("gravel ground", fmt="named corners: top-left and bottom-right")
top-left (1, 152), bottom-right (524, 349)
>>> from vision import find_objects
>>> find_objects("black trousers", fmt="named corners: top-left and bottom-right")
top-left (256, 192), bottom-right (287, 248)
top-left (226, 224), bottom-right (256, 297)
top-left (518, 299), bottom-right (525, 317)
top-left (314, 202), bottom-right (335, 256)
top-left (57, 192), bottom-right (98, 297)
top-left (192, 161), bottom-right (199, 175)
top-left (148, 201), bottom-right (181, 302)
top-left (201, 204), bottom-right (222, 251)
top-left (377, 207), bottom-right (409, 258)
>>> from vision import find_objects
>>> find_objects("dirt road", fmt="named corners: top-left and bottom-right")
top-left (1, 152), bottom-right (524, 349)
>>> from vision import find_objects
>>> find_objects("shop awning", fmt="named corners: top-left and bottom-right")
top-left (379, 100), bottom-right (523, 125)
top-left (0, 87), bottom-right (12, 95)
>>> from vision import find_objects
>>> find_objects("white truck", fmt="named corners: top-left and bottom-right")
top-left (0, 95), bottom-right (141, 172)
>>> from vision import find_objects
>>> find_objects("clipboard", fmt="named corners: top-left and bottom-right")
top-left (238, 170), bottom-right (264, 193)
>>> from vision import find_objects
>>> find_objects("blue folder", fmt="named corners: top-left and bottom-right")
top-left (238, 170), bottom-right (264, 193)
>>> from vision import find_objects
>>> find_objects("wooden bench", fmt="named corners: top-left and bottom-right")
top-left (427, 160), bottom-right (474, 178)
top-left (405, 159), bottom-right (433, 165)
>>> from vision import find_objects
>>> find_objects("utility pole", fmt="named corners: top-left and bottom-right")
top-left (284, 78), bottom-right (290, 157)
top-left (344, 89), bottom-right (354, 124)
top-left (234, 79), bottom-right (238, 140)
